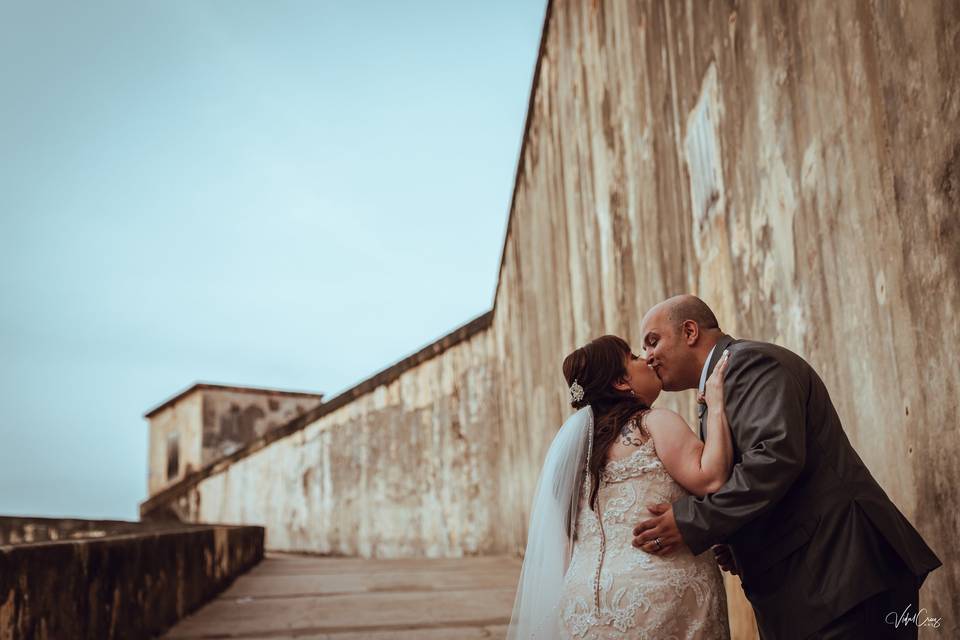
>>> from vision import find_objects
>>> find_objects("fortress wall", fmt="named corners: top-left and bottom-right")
top-left (176, 325), bottom-right (501, 558)
top-left (491, 0), bottom-right (959, 634)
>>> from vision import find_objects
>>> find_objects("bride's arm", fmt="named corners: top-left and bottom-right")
top-left (644, 351), bottom-right (733, 497)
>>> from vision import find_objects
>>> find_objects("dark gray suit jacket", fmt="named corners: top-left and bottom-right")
top-left (673, 335), bottom-right (941, 639)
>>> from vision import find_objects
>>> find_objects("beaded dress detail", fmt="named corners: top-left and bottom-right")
top-left (558, 414), bottom-right (730, 639)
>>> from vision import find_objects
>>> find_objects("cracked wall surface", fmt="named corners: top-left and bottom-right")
top-left (490, 1), bottom-right (959, 635)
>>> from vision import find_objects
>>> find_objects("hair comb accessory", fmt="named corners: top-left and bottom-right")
top-left (569, 379), bottom-right (585, 404)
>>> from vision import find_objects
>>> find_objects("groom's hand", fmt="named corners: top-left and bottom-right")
top-left (632, 503), bottom-right (686, 556)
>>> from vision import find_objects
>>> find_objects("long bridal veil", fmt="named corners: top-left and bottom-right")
top-left (507, 406), bottom-right (594, 639)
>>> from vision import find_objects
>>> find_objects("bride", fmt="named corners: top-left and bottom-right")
top-left (507, 335), bottom-right (732, 639)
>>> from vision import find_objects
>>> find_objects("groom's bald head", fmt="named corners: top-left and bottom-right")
top-left (640, 295), bottom-right (723, 391)
top-left (664, 295), bottom-right (720, 331)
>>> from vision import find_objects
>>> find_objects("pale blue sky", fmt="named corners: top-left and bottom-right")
top-left (0, 1), bottom-right (545, 519)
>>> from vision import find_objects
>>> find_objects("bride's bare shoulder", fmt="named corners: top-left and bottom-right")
top-left (643, 407), bottom-right (691, 432)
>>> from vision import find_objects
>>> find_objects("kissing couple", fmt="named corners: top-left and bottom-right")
top-left (507, 295), bottom-right (941, 639)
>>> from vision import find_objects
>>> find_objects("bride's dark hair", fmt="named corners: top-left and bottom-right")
top-left (562, 335), bottom-right (649, 511)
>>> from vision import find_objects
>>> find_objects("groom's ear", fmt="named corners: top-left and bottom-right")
top-left (681, 320), bottom-right (701, 346)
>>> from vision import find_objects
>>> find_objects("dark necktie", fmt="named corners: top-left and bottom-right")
top-left (698, 399), bottom-right (707, 440)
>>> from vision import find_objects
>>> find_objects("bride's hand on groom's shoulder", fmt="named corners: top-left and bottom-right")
top-left (701, 349), bottom-right (730, 409)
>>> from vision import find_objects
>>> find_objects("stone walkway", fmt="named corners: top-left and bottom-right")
top-left (164, 553), bottom-right (522, 639)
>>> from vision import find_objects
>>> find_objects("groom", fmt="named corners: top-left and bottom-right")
top-left (632, 295), bottom-right (941, 639)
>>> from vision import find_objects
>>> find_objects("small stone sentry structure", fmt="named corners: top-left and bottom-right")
top-left (144, 383), bottom-right (324, 497)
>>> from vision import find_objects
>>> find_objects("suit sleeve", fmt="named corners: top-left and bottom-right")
top-left (672, 348), bottom-right (807, 555)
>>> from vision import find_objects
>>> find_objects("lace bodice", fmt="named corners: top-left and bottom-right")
top-left (558, 419), bottom-right (730, 639)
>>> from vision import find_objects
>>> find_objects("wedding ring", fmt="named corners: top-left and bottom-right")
top-left (654, 537), bottom-right (662, 550)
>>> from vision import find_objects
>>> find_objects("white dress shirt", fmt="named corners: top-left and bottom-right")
top-left (698, 345), bottom-right (718, 396)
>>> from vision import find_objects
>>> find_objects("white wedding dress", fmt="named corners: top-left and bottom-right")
top-left (558, 414), bottom-right (730, 639)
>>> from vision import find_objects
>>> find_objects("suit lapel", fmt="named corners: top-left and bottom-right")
top-left (698, 334), bottom-right (735, 441)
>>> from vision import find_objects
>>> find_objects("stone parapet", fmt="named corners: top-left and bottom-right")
top-left (0, 522), bottom-right (264, 640)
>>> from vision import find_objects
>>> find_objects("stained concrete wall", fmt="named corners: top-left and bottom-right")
top-left (201, 390), bottom-right (323, 464)
top-left (490, 0), bottom-right (960, 635)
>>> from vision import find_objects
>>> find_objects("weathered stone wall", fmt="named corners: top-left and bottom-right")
top-left (0, 516), bottom-right (211, 545)
top-left (491, 0), bottom-right (959, 635)
top-left (200, 390), bottom-right (323, 465)
top-left (169, 319), bottom-right (502, 557)
top-left (0, 523), bottom-right (264, 640)
top-left (147, 392), bottom-right (203, 496)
